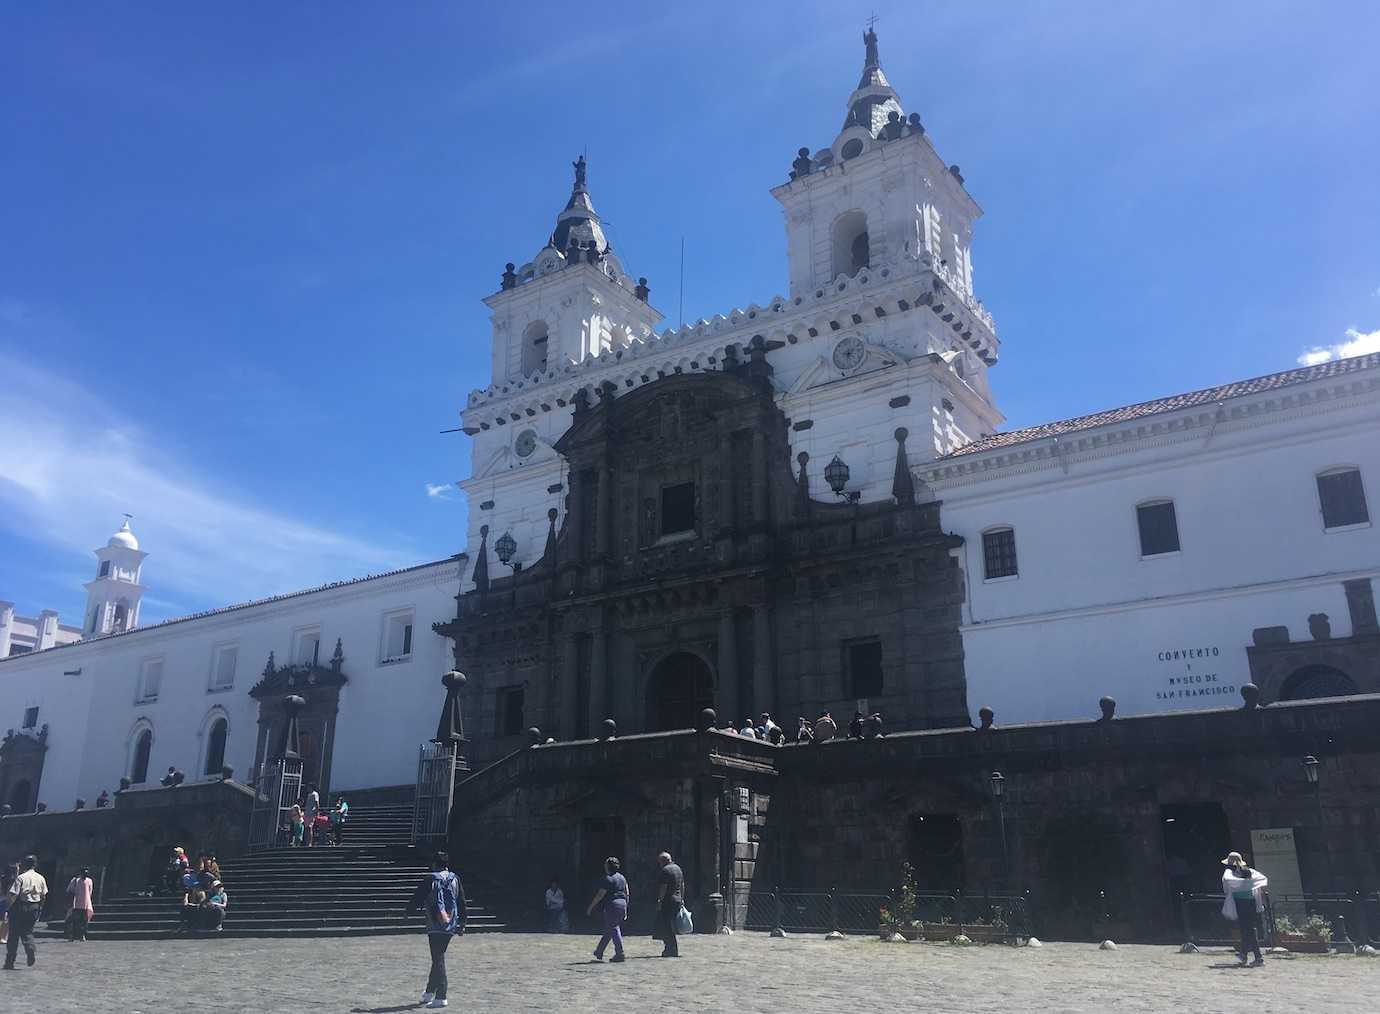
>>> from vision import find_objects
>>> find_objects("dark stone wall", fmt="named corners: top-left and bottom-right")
top-left (448, 696), bottom-right (1380, 941)
top-left (0, 779), bottom-right (254, 914)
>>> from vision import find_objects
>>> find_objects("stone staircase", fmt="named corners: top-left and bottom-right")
top-left (40, 805), bottom-right (504, 939)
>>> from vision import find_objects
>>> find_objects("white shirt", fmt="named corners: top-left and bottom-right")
top-left (545, 887), bottom-right (564, 911)
top-left (9, 869), bottom-right (47, 905)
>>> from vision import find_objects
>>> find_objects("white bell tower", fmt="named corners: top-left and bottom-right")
top-left (83, 518), bottom-right (147, 636)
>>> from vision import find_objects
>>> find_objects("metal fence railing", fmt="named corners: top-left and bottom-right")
top-left (741, 887), bottom-right (1032, 941)
top-left (1177, 891), bottom-right (1376, 949)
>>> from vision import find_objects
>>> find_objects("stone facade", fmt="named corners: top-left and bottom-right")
top-left (0, 778), bottom-right (253, 911)
top-left (448, 694), bottom-right (1380, 942)
top-left (439, 365), bottom-right (969, 771)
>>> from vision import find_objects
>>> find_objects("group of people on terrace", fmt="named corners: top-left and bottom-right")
top-left (285, 786), bottom-right (348, 847)
top-left (720, 709), bottom-right (885, 744)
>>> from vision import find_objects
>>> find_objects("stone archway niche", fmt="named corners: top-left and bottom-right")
top-left (646, 651), bottom-right (715, 732)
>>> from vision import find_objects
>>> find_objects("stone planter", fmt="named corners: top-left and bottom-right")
top-left (959, 924), bottom-right (1008, 943)
top-left (1273, 933), bottom-right (1330, 954)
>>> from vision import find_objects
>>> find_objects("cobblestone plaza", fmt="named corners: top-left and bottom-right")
top-left (5, 932), bottom-right (1377, 1013)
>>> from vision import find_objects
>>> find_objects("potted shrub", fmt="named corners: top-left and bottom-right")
top-left (878, 862), bottom-right (925, 940)
top-left (1272, 913), bottom-right (1333, 953)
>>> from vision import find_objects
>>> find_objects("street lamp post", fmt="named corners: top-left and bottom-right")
top-left (824, 455), bottom-right (861, 504)
top-left (990, 770), bottom-right (1008, 887)
top-left (1301, 755), bottom-right (1332, 893)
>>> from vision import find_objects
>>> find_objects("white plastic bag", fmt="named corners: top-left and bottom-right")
top-left (674, 904), bottom-right (694, 935)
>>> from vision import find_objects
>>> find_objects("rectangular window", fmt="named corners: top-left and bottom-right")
top-left (22, 706), bottom-right (38, 729)
top-left (844, 639), bottom-right (884, 699)
top-left (293, 628), bottom-right (321, 667)
top-left (1137, 501), bottom-right (1181, 557)
top-left (661, 482), bottom-right (696, 536)
top-left (1317, 469), bottom-right (1369, 529)
top-left (498, 686), bottom-right (525, 737)
top-left (98, 561), bottom-right (110, 578)
top-left (982, 528), bottom-right (1018, 579)
top-left (139, 658), bottom-right (163, 701)
top-left (382, 609), bottom-right (415, 663)
top-left (210, 644), bottom-right (238, 690)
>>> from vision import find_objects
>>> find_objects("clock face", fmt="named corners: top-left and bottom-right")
top-left (515, 429), bottom-right (538, 458)
top-left (832, 336), bottom-right (866, 372)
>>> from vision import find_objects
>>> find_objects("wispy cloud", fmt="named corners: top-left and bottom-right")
top-left (1297, 326), bottom-right (1380, 366)
top-left (0, 345), bottom-right (417, 623)
top-left (425, 482), bottom-right (456, 500)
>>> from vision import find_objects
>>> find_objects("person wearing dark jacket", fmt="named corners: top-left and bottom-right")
top-left (408, 852), bottom-right (466, 1009)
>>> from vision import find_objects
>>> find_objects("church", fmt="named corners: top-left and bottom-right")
top-left (2, 28), bottom-right (1377, 940)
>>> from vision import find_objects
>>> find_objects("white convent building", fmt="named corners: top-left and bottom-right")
top-left (2, 28), bottom-right (1376, 815)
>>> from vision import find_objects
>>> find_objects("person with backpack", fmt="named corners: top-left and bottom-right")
top-left (5, 855), bottom-right (48, 968)
top-left (408, 852), bottom-right (466, 1009)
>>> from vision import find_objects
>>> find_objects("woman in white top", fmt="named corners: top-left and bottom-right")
top-left (1220, 851), bottom-right (1268, 966)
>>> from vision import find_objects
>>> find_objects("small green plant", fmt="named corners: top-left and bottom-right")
top-left (894, 861), bottom-right (920, 928)
top-left (1274, 913), bottom-right (1333, 942)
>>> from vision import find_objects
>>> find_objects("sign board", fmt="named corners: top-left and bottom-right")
top-left (1250, 827), bottom-right (1304, 901)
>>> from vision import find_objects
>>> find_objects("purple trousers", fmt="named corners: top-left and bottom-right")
top-left (595, 898), bottom-right (627, 958)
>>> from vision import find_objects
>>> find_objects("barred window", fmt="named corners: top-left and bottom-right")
top-left (1317, 468), bottom-right (1369, 529)
top-left (982, 528), bottom-right (1018, 579)
top-left (1137, 500), bottom-right (1181, 557)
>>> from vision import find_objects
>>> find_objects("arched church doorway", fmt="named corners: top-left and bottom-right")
top-left (646, 652), bottom-right (715, 732)
top-left (1280, 665), bottom-right (1358, 701)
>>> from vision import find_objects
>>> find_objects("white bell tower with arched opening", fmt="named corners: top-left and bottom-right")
top-left (83, 518), bottom-right (148, 636)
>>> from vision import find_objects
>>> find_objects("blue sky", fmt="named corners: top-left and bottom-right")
top-left (3, 2), bottom-right (1378, 625)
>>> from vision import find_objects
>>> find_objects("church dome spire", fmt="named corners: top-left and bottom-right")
top-left (841, 25), bottom-right (905, 137)
top-left (549, 155), bottom-right (609, 257)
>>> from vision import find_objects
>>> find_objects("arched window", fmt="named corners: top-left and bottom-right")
top-left (521, 320), bottom-right (549, 376)
top-left (204, 716), bottom-right (228, 776)
top-left (1279, 665), bottom-right (1358, 701)
top-left (113, 599), bottom-right (129, 632)
top-left (130, 725), bottom-right (153, 783)
top-left (7, 779), bottom-right (32, 813)
top-left (831, 210), bottom-right (870, 278)
top-left (981, 526), bottom-right (1018, 580)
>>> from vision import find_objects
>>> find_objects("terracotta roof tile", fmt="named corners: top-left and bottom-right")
top-left (945, 352), bottom-right (1380, 458)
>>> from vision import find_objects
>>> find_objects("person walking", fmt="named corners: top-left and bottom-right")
top-left (1220, 851), bottom-right (1268, 966)
top-left (587, 858), bottom-right (629, 962)
top-left (4, 855), bottom-right (48, 969)
top-left (65, 867), bottom-right (95, 941)
top-left (652, 851), bottom-right (684, 958)
top-left (409, 851), bottom-right (466, 1009)
top-left (0, 863), bottom-right (16, 946)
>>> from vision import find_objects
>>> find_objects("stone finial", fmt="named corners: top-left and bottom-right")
top-left (791, 146), bottom-right (813, 179)
top-left (698, 708), bottom-right (717, 732)
top-left (473, 525), bottom-right (490, 592)
top-left (501, 262), bottom-right (517, 290)
top-left (635, 277), bottom-right (650, 302)
top-left (796, 452), bottom-right (811, 510)
top-left (329, 637), bottom-right (344, 672)
top-left (543, 508), bottom-right (559, 566)
top-left (949, 164), bottom-right (965, 184)
top-left (527, 727), bottom-right (544, 746)
top-left (1098, 696), bottom-right (1116, 721)
top-left (892, 428), bottom-right (915, 506)
top-left (1307, 613), bottom-right (1332, 641)
top-left (599, 718), bottom-right (617, 741)
top-left (436, 671), bottom-right (467, 745)
top-left (1240, 684), bottom-right (1262, 710)
top-left (75, 797), bottom-right (86, 810)
top-left (977, 707), bottom-right (994, 731)
top-left (883, 110), bottom-right (904, 140)
top-left (119, 776), bottom-right (131, 792)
